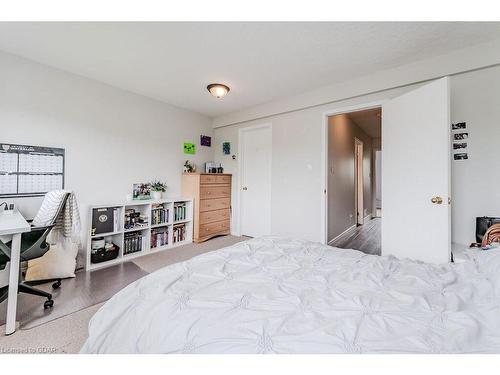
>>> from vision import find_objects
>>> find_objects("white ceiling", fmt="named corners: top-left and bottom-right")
top-left (348, 108), bottom-right (381, 138)
top-left (0, 22), bottom-right (499, 118)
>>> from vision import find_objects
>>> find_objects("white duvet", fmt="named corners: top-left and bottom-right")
top-left (81, 237), bottom-right (500, 353)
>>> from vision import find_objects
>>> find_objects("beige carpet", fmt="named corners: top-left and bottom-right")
top-left (0, 235), bottom-right (247, 354)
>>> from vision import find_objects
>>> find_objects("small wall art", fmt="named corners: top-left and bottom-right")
top-left (222, 142), bottom-right (231, 155)
top-left (184, 142), bottom-right (196, 155)
top-left (200, 135), bottom-right (212, 147)
top-left (453, 132), bottom-right (468, 141)
top-left (451, 122), bottom-right (468, 161)
top-left (451, 122), bottom-right (466, 130)
top-left (453, 142), bottom-right (467, 150)
top-left (454, 153), bottom-right (468, 161)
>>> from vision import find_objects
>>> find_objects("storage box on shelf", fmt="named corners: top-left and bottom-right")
top-left (87, 198), bottom-right (193, 270)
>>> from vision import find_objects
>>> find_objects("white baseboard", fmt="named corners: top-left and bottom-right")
top-left (363, 214), bottom-right (372, 222)
top-left (328, 224), bottom-right (357, 245)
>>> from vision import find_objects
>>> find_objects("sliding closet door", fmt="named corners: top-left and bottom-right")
top-left (382, 77), bottom-right (451, 263)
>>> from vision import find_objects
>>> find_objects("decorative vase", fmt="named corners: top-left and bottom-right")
top-left (151, 191), bottom-right (162, 200)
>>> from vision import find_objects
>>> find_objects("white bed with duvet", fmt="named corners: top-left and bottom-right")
top-left (81, 236), bottom-right (500, 353)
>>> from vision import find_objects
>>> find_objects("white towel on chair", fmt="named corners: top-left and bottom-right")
top-left (26, 190), bottom-right (81, 281)
top-left (32, 189), bottom-right (68, 227)
top-left (51, 191), bottom-right (81, 245)
top-left (46, 191), bottom-right (81, 262)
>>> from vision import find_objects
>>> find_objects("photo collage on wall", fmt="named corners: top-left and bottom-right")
top-left (451, 122), bottom-right (468, 161)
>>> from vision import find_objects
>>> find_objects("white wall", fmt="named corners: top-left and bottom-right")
top-left (450, 67), bottom-right (500, 245)
top-left (0, 51), bottom-right (214, 267)
top-left (214, 109), bottom-right (325, 241)
top-left (214, 65), bottom-right (500, 246)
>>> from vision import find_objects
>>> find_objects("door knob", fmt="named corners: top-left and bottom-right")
top-left (431, 196), bottom-right (443, 204)
top-left (242, 187), bottom-right (247, 191)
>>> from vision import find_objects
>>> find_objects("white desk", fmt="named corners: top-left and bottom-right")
top-left (0, 210), bottom-right (30, 335)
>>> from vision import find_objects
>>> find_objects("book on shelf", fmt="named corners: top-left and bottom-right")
top-left (151, 203), bottom-right (169, 225)
top-left (92, 207), bottom-right (115, 235)
top-left (173, 223), bottom-right (186, 243)
top-left (113, 208), bottom-right (119, 232)
top-left (174, 203), bottom-right (187, 222)
top-left (151, 226), bottom-right (169, 248)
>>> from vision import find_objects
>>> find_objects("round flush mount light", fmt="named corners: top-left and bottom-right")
top-left (207, 83), bottom-right (230, 98)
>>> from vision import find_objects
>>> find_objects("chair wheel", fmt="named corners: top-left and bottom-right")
top-left (52, 281), bottom-right (61, 289)
top-left (44, 299), bottom-right (54, 309)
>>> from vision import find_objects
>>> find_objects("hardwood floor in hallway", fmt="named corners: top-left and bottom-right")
top-left (330, 217), bottom-right (381, 255)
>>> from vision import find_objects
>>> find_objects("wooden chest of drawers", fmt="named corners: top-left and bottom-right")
top-left (181, 173), bottom-right (232, 243)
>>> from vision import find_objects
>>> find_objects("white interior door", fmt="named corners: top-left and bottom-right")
top-left (382, 77), bottom-right (451, 263)
top-left (240, 124), bottom-right (272, 237)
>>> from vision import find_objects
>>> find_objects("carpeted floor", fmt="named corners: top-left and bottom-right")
top-left (0, 235), bottom-right (247, 354)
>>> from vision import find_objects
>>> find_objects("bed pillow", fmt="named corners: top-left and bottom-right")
top-left (25, 242), bottom-right (77, 281)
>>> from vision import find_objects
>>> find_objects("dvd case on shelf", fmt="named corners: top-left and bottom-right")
top-left (123, 231), bottom-right (145, 255)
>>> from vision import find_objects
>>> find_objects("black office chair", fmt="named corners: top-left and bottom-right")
top-left (0, 192), bottom-right (70, 309)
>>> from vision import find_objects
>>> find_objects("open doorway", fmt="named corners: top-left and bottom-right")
top-left (327, 107), bottom-right (382, 255)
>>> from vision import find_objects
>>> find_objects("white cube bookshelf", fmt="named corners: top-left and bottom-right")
top-left (86, 198), bottom-right (193, 271)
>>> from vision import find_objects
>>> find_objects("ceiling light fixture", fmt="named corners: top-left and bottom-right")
top-left (207, 83), bottom-right (230, 98)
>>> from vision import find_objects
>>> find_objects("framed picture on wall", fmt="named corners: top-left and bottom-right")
top-left (453, 132), bottom-right (468, 141)
top-left (132, 183), bottom-right (151, 200)
top-left (184, 142), bottom-right (196, 154)
top-left (200, 135), bottom-right (212, 147)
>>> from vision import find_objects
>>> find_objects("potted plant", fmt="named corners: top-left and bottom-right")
top-left (150, 180), bottom-right (167, 200)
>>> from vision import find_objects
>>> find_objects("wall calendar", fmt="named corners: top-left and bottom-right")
top-left (0, 143), bottom-right (65, 197)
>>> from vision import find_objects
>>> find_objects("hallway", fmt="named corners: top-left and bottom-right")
top-left (330, 218), bottom-right (381, 255)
